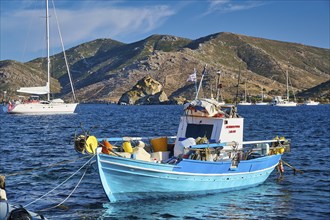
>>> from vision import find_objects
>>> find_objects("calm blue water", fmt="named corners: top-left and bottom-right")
top-left (0, 104), bottom-right (329, 219)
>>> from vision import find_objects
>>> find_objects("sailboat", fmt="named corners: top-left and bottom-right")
top-left (255, 87), bottom-right (268, 105)
top-left (272, 70), bottom-right (297, 107)
top-left (237, 82), bottom-right (252, 105)
top-left (3, 0), bottom-right (78, 114)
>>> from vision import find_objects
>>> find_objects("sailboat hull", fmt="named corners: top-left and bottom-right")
top-left (6, 102), bottom-right (78, 114)
top-left (237, 102), bottom-right (252, 106)
top-left (274, 102), bottom-right (297, 107)
top-left (97, 149), bottom-right (281, 203)
top-left (255, 102), bottom-right (268, 105)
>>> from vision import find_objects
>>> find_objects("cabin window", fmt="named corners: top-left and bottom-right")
top-left (185, 124), bottom-right (213, 139)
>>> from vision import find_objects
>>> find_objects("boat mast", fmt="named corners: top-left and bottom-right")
top-left (46, 0), bottom-right (50, 101)
top-left (244, 82), bottom-right (247, 102)
top-left (216, 70), bottom-right (222, 101)
top-left (234, 68), bottom-right (241, 106)
top-left (286, 70), bottom-right (289, 101)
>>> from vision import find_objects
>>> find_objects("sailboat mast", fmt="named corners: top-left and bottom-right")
top-left (216, 71), bottom-right (221, 101)
top-left (234, 68), bottom-right (241, 106)
top-left (46, 0), bottom-right (50, 101)
top-left (244, 82), bottom-right (247, 102)
top-left (286, 70), bottom-right (289, 100)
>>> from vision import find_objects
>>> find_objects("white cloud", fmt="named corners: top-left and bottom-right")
top-left (1, 2), bottom-right (175, 59)
top-left (206, 0), bottom-right (265, 14)
top-left (55, 5), bottom-right (175, 42)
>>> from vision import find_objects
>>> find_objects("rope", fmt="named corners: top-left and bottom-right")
top-left (37, 163), bottom-right (89, 212)
top-left (6, 156), bottom-right (91, 177)
top-left (282, 160), bottom-right (304, 174)
top-left (24, 155), bottom-right (95, 208)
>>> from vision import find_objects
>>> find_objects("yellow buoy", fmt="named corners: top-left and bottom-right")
top-left (123, 141), bottom-right (133, 153)
top-left (278, 147), bottom-right (285, 154)
top-left (86, 136), bottom-right (98, 154)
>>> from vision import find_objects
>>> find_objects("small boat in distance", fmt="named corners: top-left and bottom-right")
top-left (3, 0), bottom-right (78, 114)
top-left (237, 82), bottom-right (252, 105)
top-left (74, 67), bottom-right (291, 203)
top-left (303, 99), bottom-right (320, 106)
top-left (272, 70), bottom-right (297, 107)
top-left (271, 96), bottom-right (297, 107)
top-left (255, 87), bottom-right (268, 105)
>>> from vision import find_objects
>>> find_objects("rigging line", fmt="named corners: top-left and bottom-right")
top-left (24, 155), bottom-right (95, 208)
top-left (6, 155), bottom-right (91, 177)
top-left (22, 0), bottom-right (39, 61)
top-left (51, 0), bottom-right (77, 102)
top-left (37, 164), bottom-right (89, 212)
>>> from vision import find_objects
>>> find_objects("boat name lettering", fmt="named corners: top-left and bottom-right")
top-left (226, 125), bottom-right (240, 128)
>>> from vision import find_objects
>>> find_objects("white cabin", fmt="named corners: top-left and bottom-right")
top-left (174, 99), bottom-right (244, 155)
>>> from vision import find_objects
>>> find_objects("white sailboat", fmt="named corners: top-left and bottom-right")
top-left (4, 0), bottom-right (78, 114)
top-left (255, 87), bottom-right (268, 105)
top-left (238, 82), bottom-right (252, 105)
top-left (272, 70), bottom-right (297, 107)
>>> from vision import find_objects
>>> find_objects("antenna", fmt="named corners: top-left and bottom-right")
top-left (195, 65), bottom-right (207, 100)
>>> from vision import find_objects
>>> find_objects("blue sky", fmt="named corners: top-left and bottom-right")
top-left (1, 0), bottom-right (329, 62)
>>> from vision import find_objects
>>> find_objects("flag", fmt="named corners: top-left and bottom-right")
top-left (187, 69), bottom-right (197, 82)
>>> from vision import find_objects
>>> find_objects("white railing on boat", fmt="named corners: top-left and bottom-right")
top-left (97, 136), bottom-right (286, 149)
top-left (189, 139), bottom-right (281, 149)
top-left (97, 136), bottom-right (177, 142)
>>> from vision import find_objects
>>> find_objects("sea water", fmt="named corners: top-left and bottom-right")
top-left (0, 104), bottom-right (329, 219)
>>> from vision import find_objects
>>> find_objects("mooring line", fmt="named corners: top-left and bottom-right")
top-left (37, 163), bottom-right (89, 212)
top-left (24, 155), bottom-right (95, 208)
top-left (6, 155), bottom-right (91, 177)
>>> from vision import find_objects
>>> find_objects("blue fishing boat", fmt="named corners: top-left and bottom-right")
top-left (75, 98), bottom-right (290, 203)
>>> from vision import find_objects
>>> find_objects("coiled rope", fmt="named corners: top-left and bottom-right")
top-left (24, 155), bottom-right (95, 209)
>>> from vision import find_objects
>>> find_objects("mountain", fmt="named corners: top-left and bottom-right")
top-left (297, 79), bottom-right (330, 99)
top-left (0, 60), bottom-right (61, 98)
top-left (1, 32), bottom-right (329, 103)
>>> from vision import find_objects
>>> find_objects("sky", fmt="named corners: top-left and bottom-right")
top-left (0, 0), bottom-right (329, 62)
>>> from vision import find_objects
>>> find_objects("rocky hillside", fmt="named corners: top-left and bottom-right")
top-left (0, 60), bottom-right (61, 97)
top-left (1, 32), bottom-right (329, 103)
top-left (297, 79), bottom-right (330, 99)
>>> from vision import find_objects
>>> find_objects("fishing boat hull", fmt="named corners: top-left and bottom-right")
top-left (96, 148), bottom-right (281, 203)
top-left (4, 102), bottom-right (78, 114)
